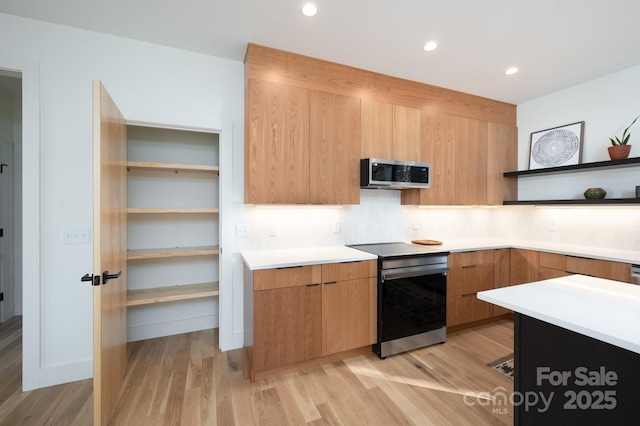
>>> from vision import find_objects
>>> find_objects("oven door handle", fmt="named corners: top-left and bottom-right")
top-left (382, 266), bottom-right (449, 281)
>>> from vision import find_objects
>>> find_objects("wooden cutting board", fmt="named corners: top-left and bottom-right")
top-left (411, 239), bottom-right (443, 245)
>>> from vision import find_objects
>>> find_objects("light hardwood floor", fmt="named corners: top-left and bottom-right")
top-left (0, 317), bottom-right (514, 425)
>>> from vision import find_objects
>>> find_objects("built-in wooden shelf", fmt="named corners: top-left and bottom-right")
top-left (504, 157), bottom-right (640, 178)
top-left (127, 208), bottom-right (219, 214)
top-left (504, 198), bottom-right (640, 206)
top-left (127, 245), bottom-right (220, 260)
top-left (127, 282), bottom-right (219, 307)
top-left (127, 161), bottom-right (219, 174)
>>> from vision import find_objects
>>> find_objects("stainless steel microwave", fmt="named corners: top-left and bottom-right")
top-left (360, 158), bottom-right (431, 189)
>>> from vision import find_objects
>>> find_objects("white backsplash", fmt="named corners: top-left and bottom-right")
top-left (232, 191), bottom-right (640, 254)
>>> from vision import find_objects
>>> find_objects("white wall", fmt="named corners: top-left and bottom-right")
top-left (0, 12), bottom-right (243, 387)
top-left (516, 65), bottom-right (640, 250)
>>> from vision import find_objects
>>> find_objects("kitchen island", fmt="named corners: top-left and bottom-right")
top-left (478, 275), bottom-right (640, 425)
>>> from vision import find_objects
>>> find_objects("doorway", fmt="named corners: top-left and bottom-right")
top-left (0, 54), bottom-right (40, 392)
top-left (0, 71), bottom-right (22, 325)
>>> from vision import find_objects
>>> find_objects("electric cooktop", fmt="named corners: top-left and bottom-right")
top-left (349, 242), bottom-right (449, 258)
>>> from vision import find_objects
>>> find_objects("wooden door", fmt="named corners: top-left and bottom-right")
top-left (455, 117), bottom-right (488, 205)
top-left (92, 80), bottom-right (128, 426)
top-left (392, 105), bottom-right (421, 161)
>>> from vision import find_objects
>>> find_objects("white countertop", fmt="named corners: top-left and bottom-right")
top-left (429, 238), bottom-right (640, 264)
top-left (478, 275), bottom-right (640, 354)
top-left (241, 245), bottom-right (377, 270)
top-left (240, 238), bottom-right (640, 271)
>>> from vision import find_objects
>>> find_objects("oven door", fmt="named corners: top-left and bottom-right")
top-left (379, 267), bottom-right (447, 342)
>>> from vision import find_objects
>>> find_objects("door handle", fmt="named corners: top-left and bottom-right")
top-left (102, 270), bottom-right (122, 285)
top-left (81, 274), bottom-right (100, 286)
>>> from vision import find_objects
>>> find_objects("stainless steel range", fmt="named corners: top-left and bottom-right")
top-left (349, 242), bottom-right (449, 359)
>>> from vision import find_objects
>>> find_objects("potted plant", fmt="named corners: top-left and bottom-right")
top-left (608, 115), bottom-right (639, 160)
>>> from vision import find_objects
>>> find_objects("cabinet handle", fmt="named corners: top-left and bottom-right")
top-left (306, 283), bottom-right (319, 287)
top-left (277, 265), bottom-right (303, 270)
top-left (324, 281), bottom-right (337, 285)
top-left (462, 292), bottom-right (477, 297)
top-left (462, 265), bottom-right (478, 269)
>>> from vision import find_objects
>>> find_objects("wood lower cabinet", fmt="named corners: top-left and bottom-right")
top-left (246, 260), bottom-right (376, 381)
top-left (253, 283), bottom-right (322, 372)
top-left (539, 252), bottom-right (631, 282)
top-left (493, 248), bottom-right (512, 316)
top-left (447, 251), bottom-right (495, 327)
top-left (511, 249), bottom-right (540, 285)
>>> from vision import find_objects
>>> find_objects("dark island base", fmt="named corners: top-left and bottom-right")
top-left (515, 314), bottom-right (639, 426)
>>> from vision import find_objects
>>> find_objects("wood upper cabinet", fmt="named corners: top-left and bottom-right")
top-left (309, 90), bottom-right (361, 204)
top-left (361, 99), bottom-right (393, 159)
top-left (360, 100), bottom-right (421, 162)
top-left (487, 122), bottom-right (518, 205)
top-left (245, 79), bottom-right (310, 204)
top-left (455, 117), bottom-right (488, 205)
top-left (392, 105), bottom-right (421, 161)
top-left (402, 111), bottom-right (456, 205)
top-left (402, 113), bottom-right (516, 206)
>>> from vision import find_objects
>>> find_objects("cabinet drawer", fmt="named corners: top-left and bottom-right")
top-left (566, 256), bottom-right (631, 282)
top-left (539, 266), bottom-right (572, 280)
top-left (449, 250), bottom-right (494, 268)
top-left (321, 260), bottom-right (376, 283)
top-left (447, 294), bottom-right (494, 327)
top-left (254, 265), bottom-right (322, 291)
top-left (539, 252), bottom-right (567, 270)
top-left (447, 264), bottom-right (494, 297)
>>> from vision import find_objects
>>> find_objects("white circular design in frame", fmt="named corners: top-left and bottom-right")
top-left (529, 122), bottom-right (584, 170)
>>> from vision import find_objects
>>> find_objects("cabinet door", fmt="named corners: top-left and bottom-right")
top-left (493, 248), bottom-right (512, 316)
top-left (402, 111), bottom-right (456, 205)
top-left (309, 90), bottom-right (361, 204)
top-left (246, 79), bottom-right (310, 204)
top-left (253, 284), bottom-right (322, 371)
top-left (392, 105), bottom-right (421, 161)
top-left (539, 266), bottom-right (572, 280)
top-left (361, 99), bottom-right (392, 159)
top-left (322, 278), bottom-right (376, 355)
top-left (447, 264), bottom-right (494, 297)
top-left (511, 249), bottom-right (540, 285)
top-left (455, 117), bottom-right (488, 205)
top-left (487, 122), bottom-right (518, 205)
top-left (447, 295), bottom-right (494, 327)
top-left (566, 256), bottom-right (631, 282)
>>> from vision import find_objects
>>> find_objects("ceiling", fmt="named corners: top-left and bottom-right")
top-left (2, 0), bottom-right (640, 104)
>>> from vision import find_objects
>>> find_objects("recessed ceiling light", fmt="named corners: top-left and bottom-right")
top-left (505, 67), bottom-right (519, 75)
top-left (423, 41), bottom-right (438, 52)
top-left (301, 3), bottom-right (318, 17)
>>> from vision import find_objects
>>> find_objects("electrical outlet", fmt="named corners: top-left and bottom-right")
top-left (269, 224), bottom-right (278, 237)
top-left (333, 222), bottom-right (341, 234)
top-left (413, 220), bottom-right (421, 230)
top-left (236, 224), bottom-right (251, 238)
top-left (548, 220), bottom-right (557, 232)
top-left (62, 228), bottom-right (91, 244)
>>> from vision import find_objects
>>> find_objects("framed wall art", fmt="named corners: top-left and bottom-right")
top-left (528, 121), bottom-right (584, 170)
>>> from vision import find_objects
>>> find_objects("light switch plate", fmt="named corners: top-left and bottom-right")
top-left (62, 228), bottom-right (91, 244)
